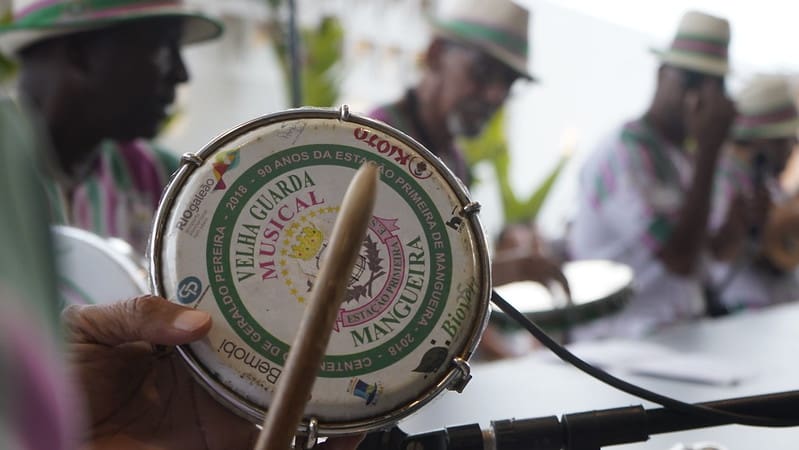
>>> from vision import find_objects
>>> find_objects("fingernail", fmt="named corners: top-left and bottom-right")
top-left (172, 310), bottom-right (210, 331)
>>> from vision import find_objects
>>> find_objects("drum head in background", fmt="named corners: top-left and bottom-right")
top-left (564, 260), bottom-right (634, 307)
top-left (52, 225), bottom-right (147, 306)
top-left (493, 259), bottom-right (634, 328)
top-left (149, 107), bottom-right (491, 435)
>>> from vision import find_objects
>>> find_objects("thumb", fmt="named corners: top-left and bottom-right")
top-left (63, 295), bottom-right (212, 346)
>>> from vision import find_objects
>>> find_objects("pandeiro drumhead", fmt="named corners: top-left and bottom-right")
top-left (492, 259), bottom-right (634, 329)
top-left (53, 225), bottom-right (147, 306)
top-left (149, 107), bottom-right (490, 435)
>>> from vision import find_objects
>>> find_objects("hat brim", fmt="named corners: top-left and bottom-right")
top-left (732, 119), bottom-right (799, 140)
top-left (0, 8), bottom-right (223, 56)
top-left (433, 24), bottom-right (537, 83)
top-left (650, 47), bottom-right (729, 77)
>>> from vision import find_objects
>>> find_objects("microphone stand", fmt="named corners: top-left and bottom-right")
top-left (359, 390), bottom-right (799, 450)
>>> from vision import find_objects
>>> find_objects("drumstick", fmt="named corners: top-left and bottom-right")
top-left (254, 163), bottom-right (379, 450)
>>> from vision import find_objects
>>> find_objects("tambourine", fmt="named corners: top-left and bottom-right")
top-left (149, 106), bottom-right (491, 437)
top-left (52, 225), bottom-right (147, 306)
top-left (492, 260), bottom-right (633, 330)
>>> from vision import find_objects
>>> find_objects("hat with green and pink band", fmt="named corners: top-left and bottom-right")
top-left (653, 10), bottom-right (731, 77)
top-left (431, 0), bottom-right (535, 81)
top-left (733, 75), bottom-right (799, 140)
top-left (0, 0), bottom-right (223, 55)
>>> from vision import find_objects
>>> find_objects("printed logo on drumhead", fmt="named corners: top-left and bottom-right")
top-left (207, 146), bottom-right (462, 377)
top-left (412, 341), bottom-right (450, 377)
top-left (352, 127), bottom-right (432, 180)
top-left (347, 378), bottom-right (383, 406)
top-left (177, 276), bottom-right (203, 304)
top-left (277, 208), bottom-right (405, 331)
top-left (338, 217), bottom-right (404, 330)
top-left (407, 156), bottom-right (433, 180)
top-left (275, 206), bottom-right (338, 304)
top-left (213, 149), bottom-right (241, 191)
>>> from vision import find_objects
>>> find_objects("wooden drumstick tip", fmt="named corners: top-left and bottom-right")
top-left (255, 163), bottom-right (379, 450)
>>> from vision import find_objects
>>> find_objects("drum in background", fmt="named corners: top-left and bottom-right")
top-left (52, 225), bottom-right (147, 306)
top-left (149, 106), bottom-right (491, 436)
top-left (492, 259), bottom-right (634, 330)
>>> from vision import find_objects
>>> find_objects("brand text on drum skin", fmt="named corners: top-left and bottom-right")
top-left (222, 171), bottom-right (325, 283)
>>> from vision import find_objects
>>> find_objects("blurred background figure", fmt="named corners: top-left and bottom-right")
top-left (497, 221), bottom-right (546, 255)
top-left (368, 0), bottom-right (534, 186)
top-left (707, 74), bottom-right (799, 313)
top-left (0, 0), bottom-right (223, 254)
top-left (0, 92), bottom-right (363, 450)
top-left (481, 221), bottom-right (572, 360)
top-left (494, 221), bottom-right (569, 289)
top-left (366, 0), bottom-right (569, 359)
top-left (568, 11), bottom-right (736, 340)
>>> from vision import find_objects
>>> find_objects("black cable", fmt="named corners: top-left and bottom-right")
top-left (491, 290), bottom-right (799, 428)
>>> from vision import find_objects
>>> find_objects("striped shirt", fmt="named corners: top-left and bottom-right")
top-left (68, 139), bottom-right (178, 254)
top-left (708, 153), bottom-right (799, 310)
top-left (568, 118), bottom-right (705, 339)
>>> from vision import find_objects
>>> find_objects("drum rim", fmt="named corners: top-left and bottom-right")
top-left (148, 106), bottom-right (492, 435)
top-left (54, 224), bottom-right (148, 297)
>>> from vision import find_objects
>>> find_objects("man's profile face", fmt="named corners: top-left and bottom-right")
top-left (434, 42), bottom-right (519, 137)
top-left (79, 17), bottom-right (188, 141)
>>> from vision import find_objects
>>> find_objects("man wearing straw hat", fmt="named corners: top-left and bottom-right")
top-left (368, 0), bottom-right (534, 187)
top-left (706, 75), bottom-right (799, 313)
top-left (0, 3), bottom-right (361, 449)
top-left (370, 0), bottom-right (573, 359)
top-left (0, 3), bottom-right (259, 447)
top-left (568, 11), bottom-right (736, 339)
top-left (0, 0), bottom-right (225, 254)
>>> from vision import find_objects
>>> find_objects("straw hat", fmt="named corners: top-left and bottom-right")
top-left (431, 0), bottom-right (534, 80)
top-left (0, 0), bottom-right (223, 56)
top-left (652, 10), bottom-right (731, 77)
top-left (732, 75), bottom-right (799, 140)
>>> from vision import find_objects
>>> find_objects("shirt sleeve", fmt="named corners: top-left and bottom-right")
top-left (709, 153), bottom-right (750, 232)
top-left (572, 135), bottom-right (682, 262)
top-left (569, 133), bottom-right (707, 332)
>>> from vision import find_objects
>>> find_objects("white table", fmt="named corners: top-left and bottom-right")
top-left (399, 303), bottom-right (799, 449)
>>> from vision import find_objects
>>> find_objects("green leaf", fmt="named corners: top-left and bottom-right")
top-left (264, 0), bottom-right (343, 107)
top-left (0, 52), bottom-right (17, 82)
top-left (299, 16), bottom-right (343, 107)
top-left (460, 107), bottom-right (569, 222)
